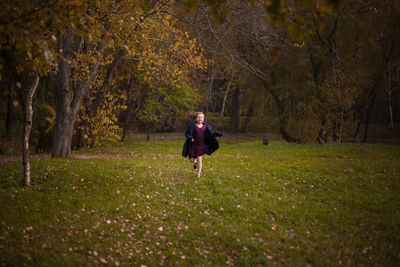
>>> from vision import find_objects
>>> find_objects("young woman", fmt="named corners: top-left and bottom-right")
top-left (182, 112), bottom-right (222, 177)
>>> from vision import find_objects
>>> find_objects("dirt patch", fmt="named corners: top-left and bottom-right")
top-left (0, 154), bottom-right (51, 164)
top-left (128, 132), bottom-right (283, 142)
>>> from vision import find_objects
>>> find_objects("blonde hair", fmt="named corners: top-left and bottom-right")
top-left (195, 112), bottom-right (204, 118)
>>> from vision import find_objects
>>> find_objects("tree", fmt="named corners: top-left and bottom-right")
top-left (49, 0), bottom-right (171, 156)
top-left (22, 70), bottom-right (40, 186)
top-left (0, 0), bottom-right (55, 185)
top-left (179, 1), bottom-right (282, 130)
top-left (258, 0), bottom-right (400, 143)
top-left (122, 14), bottom-right (206, 138)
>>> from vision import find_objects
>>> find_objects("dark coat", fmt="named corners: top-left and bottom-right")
top-left (181, 122), bottom-right (222, 158)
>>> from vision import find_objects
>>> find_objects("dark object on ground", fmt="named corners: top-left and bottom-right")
top-left (263, 137), bottom-right (269, 145)
top-left (317, 136), bottom-right (325, 144)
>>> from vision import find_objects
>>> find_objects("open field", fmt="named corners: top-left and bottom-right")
top-left (1, 138), bottom-right (399, 266)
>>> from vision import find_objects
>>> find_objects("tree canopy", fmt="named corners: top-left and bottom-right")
top-left (0, 0), bottom-right (398, 166)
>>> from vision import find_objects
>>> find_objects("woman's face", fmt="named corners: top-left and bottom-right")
top-left (196, 114), bottom-right (204, 123)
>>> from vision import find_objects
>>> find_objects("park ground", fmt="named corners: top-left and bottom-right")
top-left (0, 135), bottom-right (399, 266)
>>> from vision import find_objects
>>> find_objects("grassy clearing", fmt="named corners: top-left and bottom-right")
top-left (0, 138), bottom-right (399, 266)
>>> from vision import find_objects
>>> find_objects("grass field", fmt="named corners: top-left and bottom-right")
top-left (0, 138), bottom-right (399, 266)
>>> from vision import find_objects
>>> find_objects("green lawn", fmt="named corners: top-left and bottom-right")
top-left (0, 139), bottom-right (399, 266)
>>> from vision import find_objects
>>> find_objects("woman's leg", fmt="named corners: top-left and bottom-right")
top-left (196, 156), bottom-right (202, 177)
top-left (189, 157), bottom-right (197, 169)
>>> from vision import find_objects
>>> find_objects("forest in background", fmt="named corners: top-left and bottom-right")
top-left (1, 2), bottom-right (399, 263)
top-left (0, 0), bottom-right (399, 160)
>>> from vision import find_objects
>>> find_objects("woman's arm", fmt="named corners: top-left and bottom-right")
top-left (185, 123), bottom-right (194, 140)
top-left (206, 124), bottom-right (222, 137)
top-left (212, 131), bottom-right (223, 137)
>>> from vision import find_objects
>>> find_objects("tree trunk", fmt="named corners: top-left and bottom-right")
top-left (146, 126), bottom-right (151, 141)
top-left (74, 127), bottom-right (87, 149)
top-left (279, 115), bottom-right (298, 143)
top-left (52, 114), bottom-right (75, 157)
top-left (121, 121), bottom-right (129, 142)
top-left (386, 61), bottom-right (394, 135)
top-left (52, 26), bottom-right (106, 157)
top-left (218, 77), bottom-right (232, 130)
top-left (363, 91), bottom-right (376, 142)
top-left (308, 41), bottom-right (320, 85)
top-left (332, 120), bottom-right (338, 142)
top-left (89, 47), bottom-right (125, 116)
top-left (204, 67), bottom-right (217, 117)
top-left (262, 80), bottom-right (298, 142)
top-left (52, 29), bottom-right (75, 156)
top-left (22, 70), bottom-right (40, 186)
top-left (261, 90), bottom-right (265, 116)
top-left (121, 108), bottom-right (134, 142)
top-left (5, 82), bottom-right (14, 141)
top-left (121, 78), bottom-right (135, 142)
top-left (242, 99), bottom-right (255, 133)
top-left (230, 87), bottom-right (241, 132)
top-left (169, 109), bottom-right (177, 132)
top-left (353, 119), bottom-right (361, 141)
top-left (161, 106), bottom-right (171, 131)
top-left (121, 99), bottom-right (143, 142)
top-left (388, 96), bottom-right (394, 135)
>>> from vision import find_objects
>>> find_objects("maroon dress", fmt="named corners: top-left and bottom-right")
top-left (188, 124), bottom-right (208, 158)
